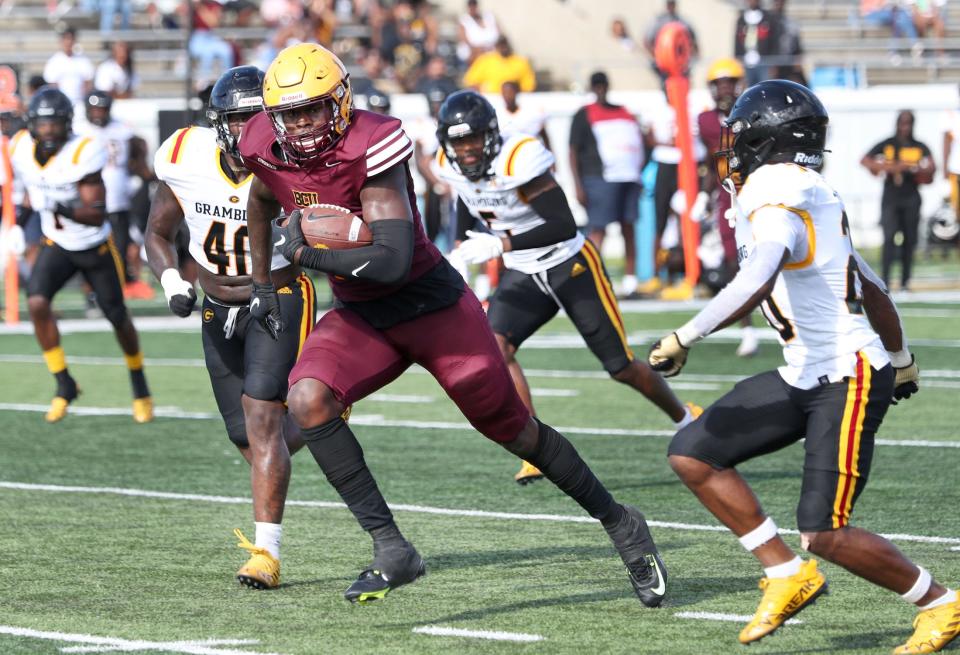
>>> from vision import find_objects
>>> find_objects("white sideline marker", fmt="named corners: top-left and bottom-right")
top-left (0, 625), bottom-right (282, 655)
top-left (413, 626), bottom-right (544, 642)
top-left (674, 611), bottom-right (802, 625)
top-left (2, 481), bottom-right (959, 549)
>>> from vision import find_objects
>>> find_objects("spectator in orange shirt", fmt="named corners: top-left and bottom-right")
top-left (463, 36), bottom-right (535, 94)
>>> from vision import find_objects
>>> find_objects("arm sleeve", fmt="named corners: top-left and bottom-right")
top-left (297, 219), bottom-right (414, 285)
top-left (456, 198), bottom-right (476, 242)
top-left (676, 240), bottom-right (788, 345)
top-left (507, 185), bottom-right (578, 251)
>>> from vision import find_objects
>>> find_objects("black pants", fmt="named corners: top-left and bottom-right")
top-left (107, 211), bottom-right (134, 283)
top-left (880, 193), bottom-right (921, 288)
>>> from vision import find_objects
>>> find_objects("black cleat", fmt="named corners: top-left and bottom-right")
top-left (606, 504), bottom-right (668, 607)
top-left (344, 543), bottom-right (425, 605)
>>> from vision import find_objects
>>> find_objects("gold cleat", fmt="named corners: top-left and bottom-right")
top-left (45, 396), bottom-right (71, 423)
top-left (635, 277), bottom-right (663, 297)
top-left (234, 529), bottom-right (280, 590)
top-left (659, 281), bottom-right (695, 301)
top-left (893, 596), bottom-right (960, 654)
top-left (739, 559), bottom-right (828, 644)
top-left (686, 402), bottom-right (704, 420)
top-left (514, 460), bottom-right (545, 486)
top-left (132, 397), bottom-right (154, 423)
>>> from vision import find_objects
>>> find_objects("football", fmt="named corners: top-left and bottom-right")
top-left (289, 204), bottom-right (372, 250)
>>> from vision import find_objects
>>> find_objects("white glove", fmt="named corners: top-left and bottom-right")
top-left (446, 248), bottom-right (470, 281)
top-left (457, 230), bottom-right (504, 265)
top-left (0, 225), bottom-right (26, 257)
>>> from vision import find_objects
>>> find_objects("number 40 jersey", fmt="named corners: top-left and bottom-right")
top-left (154, 126), bottom-right (288, 276)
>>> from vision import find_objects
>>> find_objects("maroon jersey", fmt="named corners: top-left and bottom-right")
top-left (239, 109), bottom-right (442, 302)
top-left (698, 107), bottom-right (736, 264)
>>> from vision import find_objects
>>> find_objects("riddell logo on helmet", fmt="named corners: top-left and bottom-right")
top-left (794, 152), bottom-right (822, 166)
top-left (280, 91), bottom-right (306, 103)
top-left (447, 124), bottom-right (472, 138)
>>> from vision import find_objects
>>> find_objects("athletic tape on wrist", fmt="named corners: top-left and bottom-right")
top-left (738, 516), bottom-right (779, 552)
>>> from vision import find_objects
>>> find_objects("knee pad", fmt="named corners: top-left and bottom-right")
top-left (103, 303), bottom-right (128, 328)
top-left (243, 372), bottom-right (285, 403)
top-left (225, 420), bottom-right (249, 449)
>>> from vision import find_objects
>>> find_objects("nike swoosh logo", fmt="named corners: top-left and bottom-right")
top-left (274, 234), bottom-right (286, 248)
top-left (325, 161), bottom-right (341, 167)
top-left (649, 555), bottom-right (666, 596)
top-left (251, 297), bottom-right (260, 310)
top-left (351, 261), bottom-right (370, 277)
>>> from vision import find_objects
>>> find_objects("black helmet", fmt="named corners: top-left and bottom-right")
top-left (206, 65), bottom-right (264, 157)
top-left (436, 90), bottom-right (501, 181)
top-left (27, 86), bottom-right (74, 153)
top-left (85, 89), bottom-right (113, 126)
top-left (366, 90), bottom-right (391, 115)
top-left (716, 79), bottom-right (828, 187)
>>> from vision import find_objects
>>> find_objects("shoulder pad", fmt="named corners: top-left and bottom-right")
top-left (68, 135), bottom-right (108, 177)
top-left (364, 115), bottom-right (413, 178)
top-left (739, 164), bottom-right (818, 216)
top-left (154, 126), bottom-right (212, 181)
top-left (497, 134), bottom-right (554, 185)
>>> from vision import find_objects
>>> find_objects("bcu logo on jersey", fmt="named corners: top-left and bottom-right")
top-left (194, 202), bottom-right (246, 221)
top-left (292, 190), bottom-right (322, 207)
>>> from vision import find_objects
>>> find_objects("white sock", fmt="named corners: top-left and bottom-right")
top-left (764, 556), bottom-right (803, 579)
top-left (255, 522), bottom-right (282, 559)
top-left (921, 589), bottom-right (957, 610)
top-left (674, 406), bottom-right (694, 430)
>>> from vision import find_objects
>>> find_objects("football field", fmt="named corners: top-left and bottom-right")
top-left (2, 292), bottom-right (959, 655)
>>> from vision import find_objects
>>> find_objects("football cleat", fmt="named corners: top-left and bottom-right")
top-left (606, 505), bottom-right (668, 607)
top-left (132, 397), bottom-right (154, 424)
top-left (344, 543), bottom-right (425, 605)
top-left (660, 281), bottom-right (694, 301)
top-left (234, 529), bottom-right (280, 590)
top-left (892, 595), bottom-right (960, 654)
top-left (46, 378), bottom-right (80, 423)
top-left (514, 460), bottom-right (544, 485)
top-left (739, 559), bottom-right (828, 644)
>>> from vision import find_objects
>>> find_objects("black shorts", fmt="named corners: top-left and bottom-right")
top-left (669, 353), bottom-right (894, 532)
top-left (487, 239), bottom-right (634, 374)
top-left (201, 273), bottom-right (316, 447)
top-left (27, 237), bottom-right (127, 323)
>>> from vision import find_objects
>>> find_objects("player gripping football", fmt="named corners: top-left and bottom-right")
top-left (240, 43), bottom-right (670, 608)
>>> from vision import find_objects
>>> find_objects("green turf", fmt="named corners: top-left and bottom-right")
top-left (1, 302), bottom-right (959, 654)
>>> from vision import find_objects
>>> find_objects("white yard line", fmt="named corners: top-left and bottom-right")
top-left (412, 626), bottom-right (544, 642)
top-left (1, 481), bottom-right (958, 548)
top-left (673, 612), bottom-right (802, 625)
top-left (0, 626), bottom-right (282, 655)
top-left (530, 388), bottom-right (579, 397)
top-left (2, 403), bottom-right (959, 449)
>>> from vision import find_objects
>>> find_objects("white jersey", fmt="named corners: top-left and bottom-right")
top-left (497, 104), bottom-right (546, 140)
top-left (734, 163), bottom-right (888, 389)
top-left (78, 119), bottom-right (133, 213)
top-left (438, 133), bottom-right (583, 274)
top-left (154, 126), bottom-right (288, 276)
top-left (10, 131), bottom-right (110, 251)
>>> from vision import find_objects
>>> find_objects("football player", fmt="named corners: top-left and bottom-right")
top-left (697, 58), bottom-right (758, 358)
top-left (649, 80), bottom-right (958, 653)
top-left (437, 90), bottom-right (700, 486)
top-left (145, 66), bottom-right (315, 591)
top-left (79, 90), bottom-right (154, 299)
top-left (11, 87), bottom-right (152, 423)
top-left (241, 43), bottom-right (670, 608)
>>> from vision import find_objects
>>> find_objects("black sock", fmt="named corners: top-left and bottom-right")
top-left (301, 417), bottom-right (394, 532)
top-left (129, 369), bottom-right (150, 399)
top-left (526, 419), bottom-right (624, 527)
top-left (54, 370), bottom-right (77, 399)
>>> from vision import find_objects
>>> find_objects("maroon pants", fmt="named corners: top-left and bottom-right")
top-left (289, 290), bottom-right (531, 442)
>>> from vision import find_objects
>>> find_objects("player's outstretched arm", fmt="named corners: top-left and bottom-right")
top-left (853, 251), bottom-right (919, 401)
top-left (57, 172), bottom-right (107, 226)
top-left (278, 164), bottom-right (414, 285)
top-left (649, 242), bottom-right (789, 377)
top-left (144, 182), bottom-right (195, 317)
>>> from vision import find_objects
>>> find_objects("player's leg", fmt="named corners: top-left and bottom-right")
top-left (486, 268), bottom-right (560, 484)
top-left (582, 175), bottom-right (613, 251)
top-left (668, 370), bottom-right (824, 643)
top-left (795, 358), bottom-right (959, 653)
top-left (26, 239), bottom-right (81, 422)
top-left (901, 196), bottom-right (921, 290)
top-left (398, 291), bottom-right (668, 607)
top-left (880, 198), bottom-right (898, 288)
top-left (286, 308), bottom-right (421, 603)
top-left (233, 274), bottom-right (315, 589)
top-left (82, 237), bottom-right (152, 422)
top-left (558, 241), bottom-right (695, 426)
top-left (618, 182), bottom-right (640, 296)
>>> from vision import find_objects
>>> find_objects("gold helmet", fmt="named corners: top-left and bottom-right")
top-left (262, 43), bottom-right (353, 161)
top-left (706, 58), bottom-right (745, 83)
top-left (706, 58), bottom-right (745, 113)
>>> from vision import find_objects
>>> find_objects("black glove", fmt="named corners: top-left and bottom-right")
top-left (53, 202), bottom-right (75, 220)
top-left (274, 210), bottom-right (305, 264)
top-left (892, 354), bottom-right (920, 403)
top-left (169, 288), bottom-right (197, 318)
top-left (249, 281), bottom-right (283, 340)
